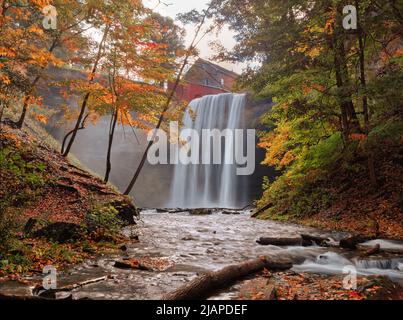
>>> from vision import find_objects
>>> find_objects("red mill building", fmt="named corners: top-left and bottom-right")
top-left (171, 58), bottom-right (239, 102)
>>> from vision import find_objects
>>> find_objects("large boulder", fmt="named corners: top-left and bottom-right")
top-left (109, 200), bottom-right (139, 225)
top-left (33, 222), bottom-right (84, 243)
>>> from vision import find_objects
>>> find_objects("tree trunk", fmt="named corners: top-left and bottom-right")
top-left (330, 5), bottom-right (362, 142)
top-left (0, 102), bottom-right (5, 124)
top-left (16, 39), bottom-right (58, 129)
top-left (356, 0), bottom-right (377, 187)
top-left (163, 257), bottom-right (292, 300)
top-left (300, 234), bottom-right (330, 246)
top-left (256, 237), bottom-right (311, 247)
top-left (104, 106), bottom-right (118, 183)
top-left (0, 1), bottom-right (8, 20)
top-left (62, 25), bottom-right (110, 157)
top-left (329, 34), bottom-right (350, 143)
top-left (251, 203), bottom-right (272, 218)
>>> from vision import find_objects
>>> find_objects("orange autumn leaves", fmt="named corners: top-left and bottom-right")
top-left (259, 125), bottom-right (296, 169)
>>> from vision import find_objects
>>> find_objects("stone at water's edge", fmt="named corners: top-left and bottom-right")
top-left (33, 222), bottom-right (85, 243)
top-left (189, 209), bottom-right (213, 215)
top-left (110, 200), bottom-right (139, 225)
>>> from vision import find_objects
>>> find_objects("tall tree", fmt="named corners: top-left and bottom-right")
top-left (210, 0), bottom-right (402, 216)
top-left (123, 6), bottom-right (213, 195)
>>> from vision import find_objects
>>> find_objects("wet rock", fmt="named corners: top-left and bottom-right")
top-left (189, 209), bottom-right (213, 215)
top-left (222, 210), bottom-right (241, 215)
top-left (181, 236), bottom-right (195, 241)
top-left (37, 290), bottom-right (57, 299)
top-left (33, 222), bottom-right (84, 243)
top-left (55, 292), bottom-right (73, 300)
top-left (339, 235), bottom-right (368, 249)
top-left (24, 218), bottom-right (38, 234)
top-left (237, 278), bottom-right (277, 300)
top-left (300, 234), bottom-right (330, 247)
top-left (0, 281), bottom-right (33, 299)
top-left (156, 208), bottom-right (185, 213)
top-left (110, 200), bottom-right (139, 225)
top-left (114, 260), bottom-right (150, 271)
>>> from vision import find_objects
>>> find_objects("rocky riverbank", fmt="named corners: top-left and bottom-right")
top-left (0, 122), bottom-right (138, 278)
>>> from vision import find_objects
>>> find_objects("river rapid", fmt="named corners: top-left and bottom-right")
top-left (25, 210), bottom-right (400, 300)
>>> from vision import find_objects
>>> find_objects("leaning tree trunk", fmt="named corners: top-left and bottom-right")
top-left (163, 257), bottom-right (292, 300)
top-left (16, 38), bottom-right (58, 129)
top-left (62, 25), bottom-right (110, 157)
top-left (104, 106), bottom-right (118, 183)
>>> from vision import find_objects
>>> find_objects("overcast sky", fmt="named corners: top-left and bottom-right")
top-left (144, 0), bottom-right (245, 74)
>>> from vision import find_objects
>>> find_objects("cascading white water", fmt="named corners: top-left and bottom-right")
top-left (169, 93), bottom-right (247, 209)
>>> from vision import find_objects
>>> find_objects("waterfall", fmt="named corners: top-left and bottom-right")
top-left (169, 93), bottom-right (247, 209)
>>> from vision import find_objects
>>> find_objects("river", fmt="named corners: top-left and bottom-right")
top-left (33, 210), bottom-right (402, 300)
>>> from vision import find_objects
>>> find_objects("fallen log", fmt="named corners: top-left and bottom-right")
top-left (256, 237), bottom-right (311, 247)
top-left (114, 260), bottom-right (150, 271)
top-left (222, 210), bottom-right (241, 215)
top-left (251, 203), bottom-right (272, 218)
top-left (33, 276), bottom-right (108, 298)
top-left (300, 234), bottom-right (330, 246)
top-left (163, 256), bottom-right (292, 300)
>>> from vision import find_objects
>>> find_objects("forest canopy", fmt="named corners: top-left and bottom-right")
top-left (209, 0), bottom-right (402, 222)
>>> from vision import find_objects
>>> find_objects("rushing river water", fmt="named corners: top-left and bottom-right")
top-left (20, 210), bottom-right (399, 300)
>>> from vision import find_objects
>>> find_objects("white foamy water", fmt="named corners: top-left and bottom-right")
top-left (293, 252), bottom-right (403, 284)
top-left (361, 239), bottom-right (403, 251)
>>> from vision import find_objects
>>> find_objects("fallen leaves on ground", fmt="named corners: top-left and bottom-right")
top-left (236, 271), bottom-right (401, 300)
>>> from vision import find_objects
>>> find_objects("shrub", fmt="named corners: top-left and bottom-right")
top-left (0, 147), bottom-right (46, 189)
top-left (258, 134), bottom-right (343, 219)
top-left (85, 205), bottom-right (122, 242)
top-left (0, 209), bottom-right (18, 255)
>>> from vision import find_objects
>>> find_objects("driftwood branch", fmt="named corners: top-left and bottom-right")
top-left (163, 257), bottom-right (292, 300)
top-left (251, 203), bottom-right (272, 218)
top-left (256, 237), bottom-right (311, 247)
top-left (34, 276), bottom-right (108, 298)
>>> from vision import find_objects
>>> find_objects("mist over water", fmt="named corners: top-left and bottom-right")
top-left (169, 93), bottom-right (248, 209)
